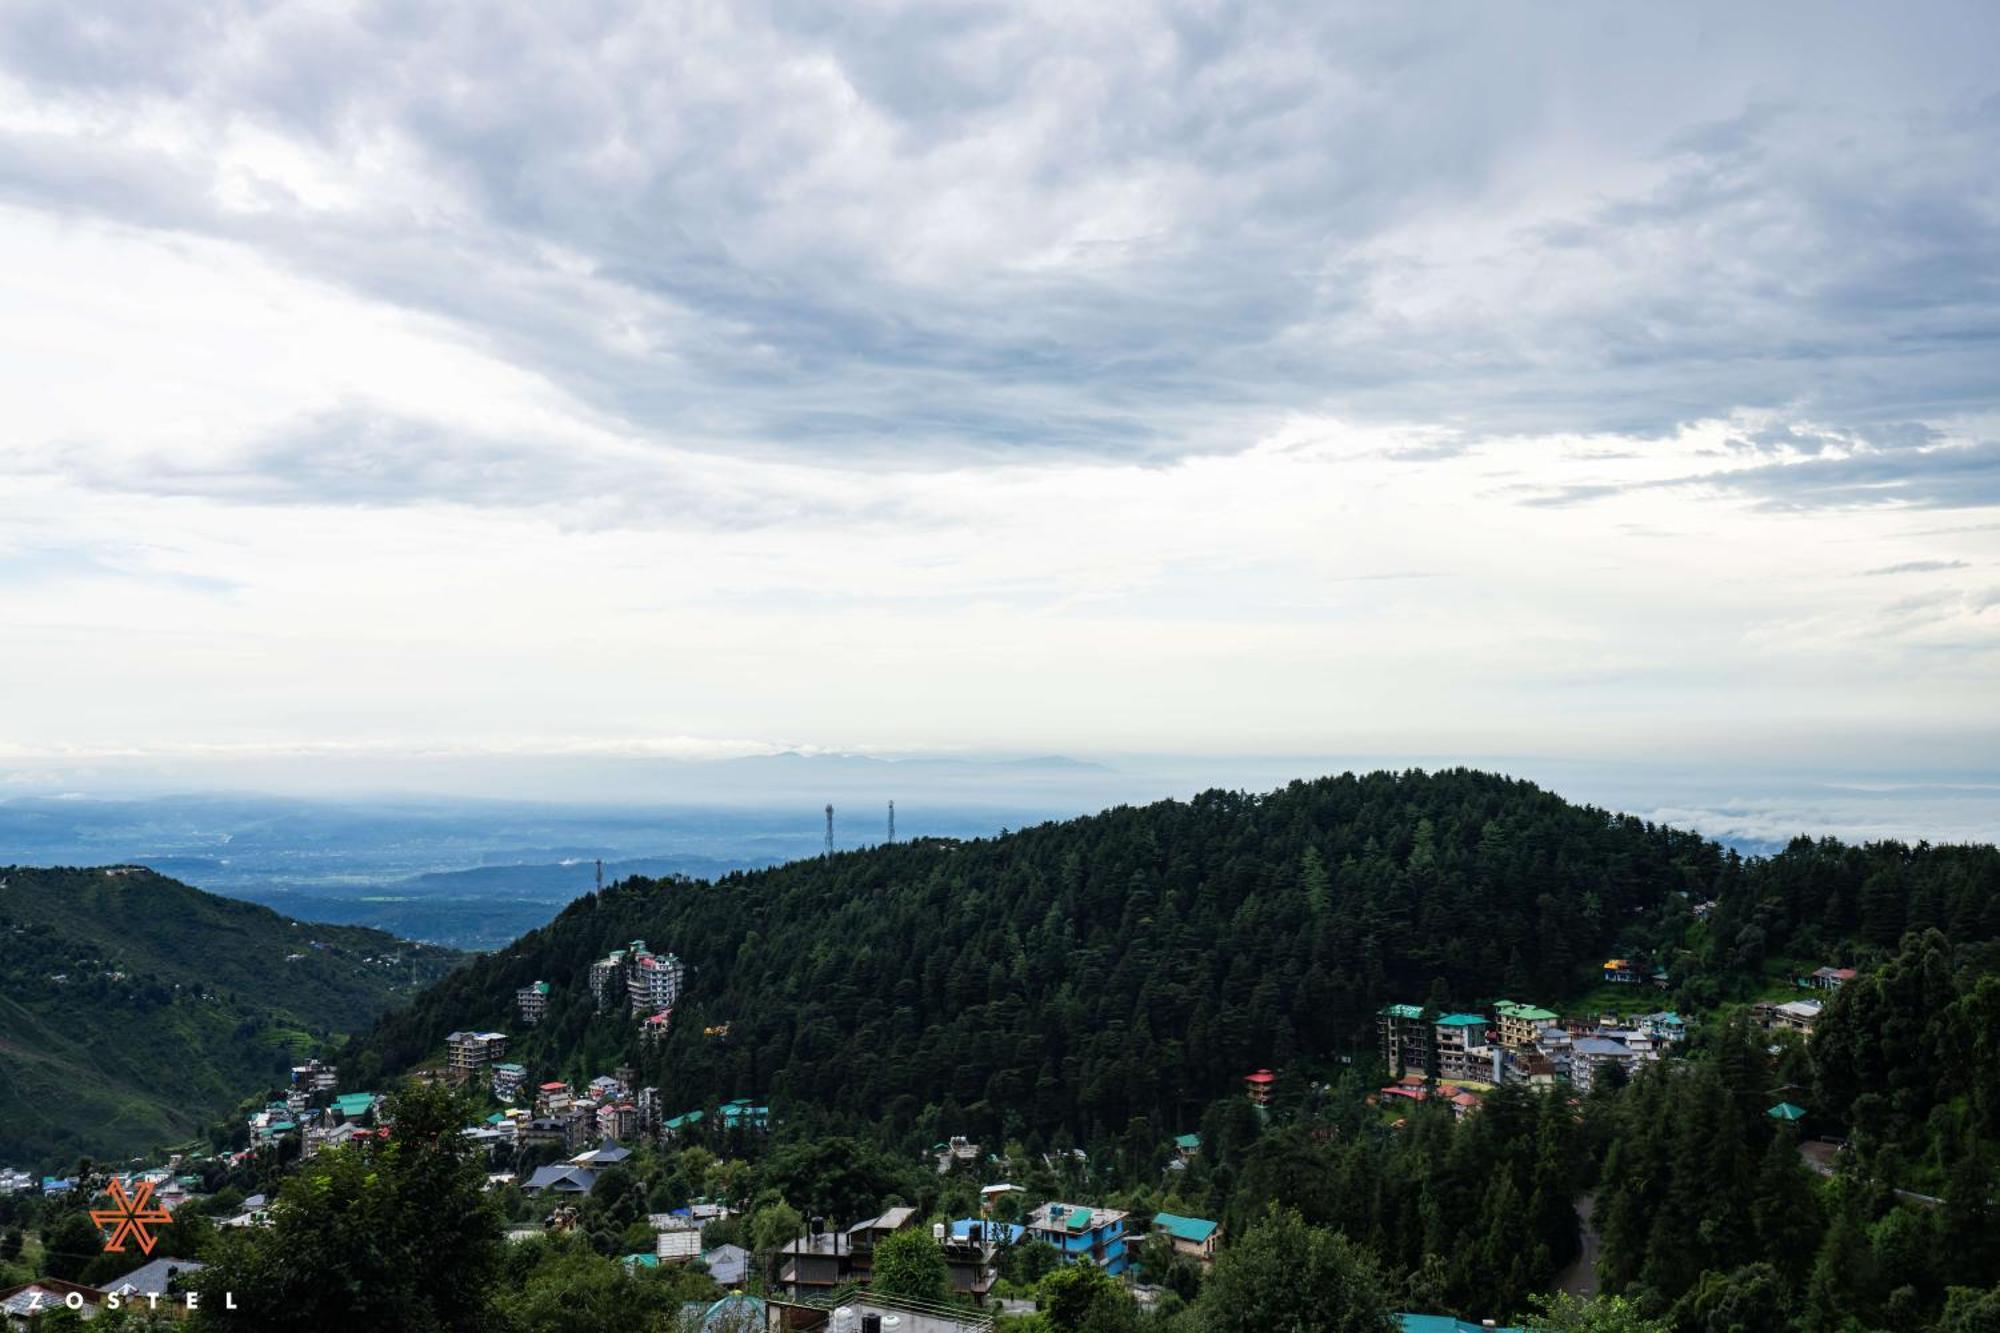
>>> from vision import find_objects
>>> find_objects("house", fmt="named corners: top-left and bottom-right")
top-left (1244, 1069), bottom-right (1276, 1107)
top-left (776, 1208), bottom-right (919, 1296)
top-left (1150, 1213), bottom-right (1221, 1268)
top-left (1768, 1102), bottom-right (1807, 1123)
top-left (1602, 959), bottom-right (1640, 985)
top-left (1492, 1002), bottom-right (1559, 1049)
top-left (518, 1118), bottom-right (568, 1150)
top-left (1025, 1202), bottom-right (1129, 1275)
top-left (934, 1136), bottom-right (981, 1173)
top-left (0, 1170), bottom-right (31, 1195)
top-left (943, 1218), bottom-right (1021, 1303)
top-left (522, 1164), bottom-right (599, 1195)
top-left (657, 1230), bottom-right (704, 1263)
top-left (1173, 1132), bottom-right (1201, 1163)
top-left (95, 1257), bottom-right (205, 1303)
top-left (1805, 966), bottom-right (1858, 992)
top-left (1379, 1004), bottom-right (1430, 1074)
top-left (979, 1183), bottom-right (1024, 1213)
top-left (516, 980), bottom-right (551, 1026)
top-left (1638, 1012), bottom-right (1687, 1045)
top-left (662, 1109), bottom-right (705, 1140)
top-left (703, 1243), bottom-right (751, 1286)
top-left (641, 1010), bottom-right (674, 1044)
top-left (572, 1142), bottom-right (633, 1168)
top-left (597, 1102), bottom-right (639, 1142)
top-left (1758, 999), bottom-right (1825, 1035)
top-left (492, 1063), bottom-right (528, 1104)
top-left (682, 1294), bottom-right (768, 1333)
top-left (535, 1081), bottom-right (573, 1116)
top-left (446, 1031), bottom-right (508, 1085)
top-left (2, 1278), bottom-right (105, 1322)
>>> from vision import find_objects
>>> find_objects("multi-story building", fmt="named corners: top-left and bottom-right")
top-left (636, 1086), bottom-right (662, 1135)
top-left (491, 1062), bottom-right (527, 1104)
top-left (1025, 1202), bottom-right (1129, 1276)
top-left (596, 1102), bottom-right (639, 1143)
top-left (290, 1059), bottom-right (339, 1094)
top-left (516, 981), bottom-right (550, 1026)
top-left (1243, 1069), bottom-right (1275, 1107)
top-left (589, 946), bottom-right (635, 1011)
top-left (719, 1099), bottom-right (770, 1134)
top-left (535, 1081), bottom-right (573, 1117)
top-left (1602, 959), bottom-right (1641, 985)
top-left (446, 1031), bottom-right (509, 1085)
top-left (942, 1218), bottom-right (1019, 1304)
top-left (1434, 1014), bottom-right (1493, 1082)
top-left (1757, 998), bottom-right (1824, 1035)
top-left (628, 950), bottom-right (685, 1015)
top-left (1492, 1001), bottom-right (1559, 1048)
top-left (1805, 966), bottom-right (1857, 991)
top-left (641, 1009), bottom-right (673, 1044)
top-left (1569, 1034), bottom-right (1652, 1092)
top-left (775, 1207), bottom-right (919, 1297)
top-left (1379, 1004), bottom-right (1430, 1076)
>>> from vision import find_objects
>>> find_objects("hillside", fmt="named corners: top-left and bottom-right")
top-left (350, 768), bottom-right (2000, 1145)
top-left (0, 865), bottom-right (458, 1168)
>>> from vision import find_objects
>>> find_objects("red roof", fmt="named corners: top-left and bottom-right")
top-left (539, 1082), bottom-right (568, 1091)
top-left (1244, 1069), bottom-right (1276, 1084)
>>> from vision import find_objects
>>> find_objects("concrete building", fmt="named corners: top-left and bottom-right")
top-left (446, 1031), bottom-right (508, 1085)
top-left (1379, 1004), bottom-right (1430, 1075)
top-left (516, 981), bottom-right (550, 1026)
top-left (1025, 1202), bottom-right (1129, 1276)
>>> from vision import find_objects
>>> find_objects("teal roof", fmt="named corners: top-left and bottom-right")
top-left (1400, 1317), bottom-right (1521, 1333)
top-left (664, 1110), bottom-right (705, 1130)
top-left (622, 1253), bottom-right (660, 1267)
top-left (1436, 1013), bottom-right (1487, 1027)
top-left (334, 1094), bottom-right (377, 1116)
top-left (1152, 1213), bottom-right (1219, 1244)
top-left (1768, 1102), bottom-right (1807, 1121)
top-left (1381, 1004), bottom-right (1425, 1019)
top-left (1174, 1132), bottom-right (1201, 1150)
top-left (1496, 1002), bottom-right (1558, 1021)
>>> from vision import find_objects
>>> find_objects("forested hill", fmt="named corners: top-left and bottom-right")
top-left (348, 770), bottom-right (1709, 1132)
top-left (0, 865), bottom-right (457, 1168)
top-left (349, 768), bottom-right (2000, 1147)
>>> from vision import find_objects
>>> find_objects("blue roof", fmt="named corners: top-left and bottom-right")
top-left (949, 1218), bottom-right (1024, 1245)
top-left (1152, 1213), bottom-right (1219, 1244)
top-left (1400, 1317), bottom-right (1522, 1333)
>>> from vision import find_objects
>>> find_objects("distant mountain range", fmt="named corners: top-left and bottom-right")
top-left (0, 865), bottom-right (456, 1169)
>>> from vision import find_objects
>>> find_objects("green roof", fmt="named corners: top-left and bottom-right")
top-left (1495, 1002), bottom-right (1558, 1021)
top-left (664, 1110), bottom-right (705, 1130)
top-left (1436, 1013), bottom-right (1486, 1027)
top-left (1381, 1004), bottom-right (1425, 1020)
top-left (1152, 1213), bottom-right (1219, 1244)
top-left (334, 1094), bottom-right (378, 1116)
top-left (1174, 1133), bottom-right (1201, 1150)
top-left (622, 1253), bottom-right (660, 1267)
top-left (1767, 1102), bottom-right (1807, 1121)
top-left (1400, 1317), bottom-right (1522, 1333)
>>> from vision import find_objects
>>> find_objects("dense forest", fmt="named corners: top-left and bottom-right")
top-left (349, 769), bottom-right (2000, 1151)
top-left (0, 865), bottom-right (456, 1166)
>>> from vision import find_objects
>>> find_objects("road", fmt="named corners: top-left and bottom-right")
top-left (1556, 1191), bottom-right (1600, 1298)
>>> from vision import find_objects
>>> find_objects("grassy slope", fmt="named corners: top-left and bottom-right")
top-left (0, 865), bottom-right (458, 1169)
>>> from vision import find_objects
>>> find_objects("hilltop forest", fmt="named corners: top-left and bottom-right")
top-left (349, 768), bottom-right (2000, 1147)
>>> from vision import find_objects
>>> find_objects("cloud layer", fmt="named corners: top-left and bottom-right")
top-left (0, 2), bottom-right (1996, 770)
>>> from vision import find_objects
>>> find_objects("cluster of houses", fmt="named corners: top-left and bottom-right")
top-left (471, 1063), bottom-right (771, 1163)
top-left (1378, 998), bottom-right (1688, 1098)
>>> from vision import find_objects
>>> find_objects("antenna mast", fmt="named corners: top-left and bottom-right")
top-left (824, 804), bottom-right (834, 858)
top-left (887, 800), bottom-right (895, 845)
top-left (595, 858), bottom-right (603, 892)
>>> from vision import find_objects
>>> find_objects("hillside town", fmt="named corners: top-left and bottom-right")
top-left (0, 942), bottom-right (1869, 1331)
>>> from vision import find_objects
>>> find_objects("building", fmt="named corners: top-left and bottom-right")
top-left (1398, 1316), bottom-right (1523, 1333)
top-left (589, 945), bottom-right (636, 1011)
top-left (1379, 1004), bottom-right (1430, 1075)
top-left (597, 1102), bottom-right (640, 1142)
top-left (518, 1118), bottom-right (568, 1151)
top-left (628, 949), bottom-right (686, 1015)
top-left (1150, 1213), bottom-right (1220, 1268)
top-left (1243, 1069), bottom-right (1276, 1107)
top-left (492, 1063), bottom-right (528, 1104)
top-left (517, 980), bottom-right (551, 1026)
top-left (775, 1207), bottom-right (920, 1297)
top-left (1492, 1001), bottom-right (1559, 1049)
top-left (1759, 998), bottom-right (1825, 1035)
top-left (719, 1099), bottom-right (770, 1133)
top-left (1173, 1132), bottom-right (1201, 1163)
top-left (1637, 1011), bottom-right (1687, 1045)
top-left (935, 1136), bottom-right (981, 1173)
top-left (1025, 1202), bottom-right (1129, 1275)
top-left (1434, 1014), bottom-right (1495, 1082)
top-left (446, 1031), bottom-right (509, 1085)
top-left (642, 1009), bottom-right (674, 1044)
top-left (1602, 959), bottom-right (1641, 985)
top-left (290, 1058), bottom-right (339, 1093)
top-left (1569, 1035), bottom-right (1649, 1093)
top-left (522, 1164), bottom-right (598, 1195)
top-left (942, 1218), bottom-right (1019, 1303)
top-left (1805, 966), bottom-right (1858, 991)
top-left (535, 1081), bottom-right (574, 1116)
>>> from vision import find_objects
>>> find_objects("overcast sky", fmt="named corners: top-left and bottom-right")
top-left (1, 2), bottom-right (1997, 785)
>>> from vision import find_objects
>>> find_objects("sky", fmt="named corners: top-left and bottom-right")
top-left (1, 2), bottom-right (1998, 793)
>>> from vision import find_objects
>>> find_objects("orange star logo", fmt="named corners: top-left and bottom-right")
top-left (90, 1179), bottom-right (174, 1256)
